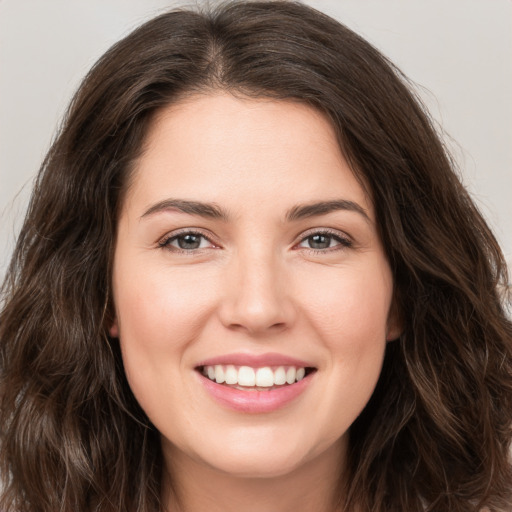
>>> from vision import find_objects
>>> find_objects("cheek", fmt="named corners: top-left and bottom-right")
top-left (300, 260), bottom-right (391, 401)
top-left (112, 264), bottom-right (219, 406)
top-left (305, 265), bottom-right (391, 421)
top-left (300, 261), bottom-right (393, 348)
top-left (114, 264), bottom-right (218, 347)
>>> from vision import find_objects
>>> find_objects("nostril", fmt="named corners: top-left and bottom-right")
top-left (269, 322), bottom-right (288, 331)
top-left (226, 321), bottom-right (288, 335)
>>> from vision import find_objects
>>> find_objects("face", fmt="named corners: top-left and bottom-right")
top-left (111, 93), bottom-right (399, 479)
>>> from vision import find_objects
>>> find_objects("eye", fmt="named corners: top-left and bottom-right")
top-left (159, 231), bottom-right (215, 251)
top-left (297, 230), bottom-right (352, 251)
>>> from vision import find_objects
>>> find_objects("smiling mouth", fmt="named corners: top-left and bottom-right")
top-left (197, 364), bottom-right (317, 391)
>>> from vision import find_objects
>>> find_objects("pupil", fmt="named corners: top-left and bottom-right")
top-left (309, 234), bottom-right (330, 249)
top-left (178, 234), bottom-right (201, 249)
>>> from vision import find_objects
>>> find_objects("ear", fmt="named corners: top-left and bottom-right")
top-left (109, 318), bottom-right (119, 338)
top-left (386, 325), bottom-right (402, 342)
top-left (386, 299), bottom-right (402, 342)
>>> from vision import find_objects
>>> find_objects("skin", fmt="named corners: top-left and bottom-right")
top-left (110, 93), bottom-right (400, 512)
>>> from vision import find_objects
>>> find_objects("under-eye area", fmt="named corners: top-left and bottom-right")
top-left (197, 365), bottom-right (317, 390)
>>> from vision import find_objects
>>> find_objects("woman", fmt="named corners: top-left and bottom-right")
top-left (1, 1), bottom-right (511, 511)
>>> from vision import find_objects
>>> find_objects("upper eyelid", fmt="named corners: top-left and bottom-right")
top-left (158, 228), bottom-right (217, 247)
top-left (296, 227), bottom-right (351, 241)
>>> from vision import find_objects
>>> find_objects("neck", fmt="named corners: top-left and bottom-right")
top-left (162, 438), bottom-right (347, 512)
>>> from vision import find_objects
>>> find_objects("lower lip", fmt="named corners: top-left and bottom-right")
top-left (197, 372), bottom-right (314, 413)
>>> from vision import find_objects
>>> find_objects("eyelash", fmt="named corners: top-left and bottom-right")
top-left (296, 229), bottom-right (352, 254)
top-left (158, 228), bottom-right (352, 254)
top-left (158, 229), bottom-right (216, 254)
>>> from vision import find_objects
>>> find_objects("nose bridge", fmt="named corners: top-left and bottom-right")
top-left (219, 242), bottom-right (294, 334)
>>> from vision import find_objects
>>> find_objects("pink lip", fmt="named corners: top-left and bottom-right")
top-left (195, 352), bottom-right (314, 368)
top-left (197, 372), bottom-right (314, 413)
top-left (195, 352), bottom-right (317, 413)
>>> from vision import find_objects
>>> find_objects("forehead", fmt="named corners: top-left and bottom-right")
top-left (123, 93), bottom-right (373, 220)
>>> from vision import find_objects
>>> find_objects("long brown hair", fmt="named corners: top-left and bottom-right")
top-left (1, 2), bottom-right (511, 511)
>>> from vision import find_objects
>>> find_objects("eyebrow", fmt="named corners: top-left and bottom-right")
top-left (140, 198), bottom-right (369, 222)
top-left (141, 199), bottom-right (228, 220)
top-left (285, 199), bottom-right (370, 222)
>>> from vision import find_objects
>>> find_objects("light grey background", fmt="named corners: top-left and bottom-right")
top-left (1, 0), bottom-right (511, 280)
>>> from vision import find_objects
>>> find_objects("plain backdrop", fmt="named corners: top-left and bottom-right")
top-left (1, 0), bottom-right (511, 281)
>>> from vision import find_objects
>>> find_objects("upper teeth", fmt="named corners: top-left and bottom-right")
top-left (202, 365), bottom-right (306, 387)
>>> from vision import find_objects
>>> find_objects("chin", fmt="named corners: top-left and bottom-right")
top-left (177, 426), bottom-right (344, 480)
top-left (202, 449), bottom-right (308, 479)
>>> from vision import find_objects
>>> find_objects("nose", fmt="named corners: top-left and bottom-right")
top-left (217, 249), bottom-right (296, 336)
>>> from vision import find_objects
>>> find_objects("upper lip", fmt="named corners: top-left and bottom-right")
top-left (195, 352), bottom-right (315, 368)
